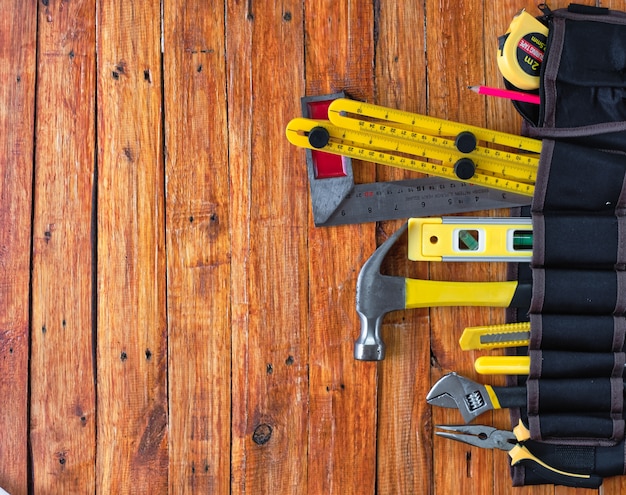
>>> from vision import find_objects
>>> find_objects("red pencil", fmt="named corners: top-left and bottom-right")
top-left (468, 85), bottom-right (540, 105)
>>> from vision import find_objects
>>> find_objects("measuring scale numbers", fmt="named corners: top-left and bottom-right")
top-left (286, 98), bottom-right (542, 198)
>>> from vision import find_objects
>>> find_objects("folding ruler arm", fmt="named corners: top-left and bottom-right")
top-left (300, 94), bottom-right (531, 227)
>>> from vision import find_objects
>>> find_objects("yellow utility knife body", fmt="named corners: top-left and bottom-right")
top-left (460, 322), bottom-right (531, 350)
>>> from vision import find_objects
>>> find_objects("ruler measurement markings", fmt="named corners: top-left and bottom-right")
top-left (329, 98), bottom-right (542, 153)
top-left (287, 119), bottom-right (534, 195)
top-left (326, 180), bottom-right (526, 225)
top-left (327, 140), bottom-right (534, 196)
top-left (325, 126), bottom-right (537, 184)
top-left (298, 94), bottom-right (530, 226)
top-left (287, 119), bottom-right (536, 195)
top-left (324, 123), bottom-right (539, 176)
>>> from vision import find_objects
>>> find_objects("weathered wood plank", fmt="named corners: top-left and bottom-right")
top-left (29, 1), bottom-right (97, 493)
top-left (0, 2), bottom-right (37, 494)
top-left (483, 3), bottom-right (553, 494)
top-left (228, 2), bottom-right (310, 492)
top-left (96, 2), bottom-right (168, 492)
top-left (163, 1), bottom-right (231, 493)
top-left (303, 2), bottom-right (378, 494)
top-left (373, 1), bottom-right (432, 493)
top-left (425, 1), bottom-right (498, 494)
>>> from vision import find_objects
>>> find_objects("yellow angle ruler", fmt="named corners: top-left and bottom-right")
top-left (286, 98), bottom-right (542, 197)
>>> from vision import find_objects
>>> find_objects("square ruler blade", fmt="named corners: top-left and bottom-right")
top-left (300, 94), bottom-right (531, 227)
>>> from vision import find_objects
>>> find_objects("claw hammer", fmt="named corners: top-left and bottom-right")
top-left (354, 222), bottom-right (532, 360)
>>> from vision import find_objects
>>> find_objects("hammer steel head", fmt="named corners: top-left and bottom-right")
top-left (426, 372), bottom-right (495, 423)
top-left (354, 223), bottom-right (408, 361)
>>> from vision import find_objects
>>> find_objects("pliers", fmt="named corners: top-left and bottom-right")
top-left (436, 421), bottom-right (603, 488)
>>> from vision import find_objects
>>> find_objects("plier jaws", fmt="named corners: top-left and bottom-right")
top-left (436, 421), bottom-right (601, 488)
top-left (435, 424), bottom-right (516, 451)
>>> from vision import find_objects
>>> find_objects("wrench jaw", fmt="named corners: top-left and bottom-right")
top-left (426, 372), bottom-right (495, 423)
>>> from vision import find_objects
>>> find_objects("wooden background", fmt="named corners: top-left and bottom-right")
top-left (1, 0), bottom-right (624, 493)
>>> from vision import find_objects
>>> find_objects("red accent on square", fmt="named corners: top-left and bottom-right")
top-left (306, 100), bottom-right (347, 179)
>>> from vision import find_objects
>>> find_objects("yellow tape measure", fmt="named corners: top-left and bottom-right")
top-left (408, 217), bottom-right (533, 262)
top-left (285, 99), bottom-right (542, 197)
top-left (497, 10), bottom-right (549, 90)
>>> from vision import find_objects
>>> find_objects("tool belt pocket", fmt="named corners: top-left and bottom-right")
top-left (516, 5), bottom-right (626, 150)
top-left (524, 136), bottom-right (626, 445)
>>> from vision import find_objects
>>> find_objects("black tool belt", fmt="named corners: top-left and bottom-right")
top-left (507, 3), bottom-right (626, 487)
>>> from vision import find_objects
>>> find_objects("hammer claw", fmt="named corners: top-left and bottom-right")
top-left (354, 223), bottom-right (408, 361)
top-left (354, 222), bottom-right (530, 361)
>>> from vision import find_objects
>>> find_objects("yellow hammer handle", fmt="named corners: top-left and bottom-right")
top-left (474, 356), bottom-right (530, 375)
top-left (405, 279), bottom-right (520, 308)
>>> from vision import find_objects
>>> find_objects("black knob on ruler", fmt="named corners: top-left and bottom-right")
top-left (455, 131), bottom-right (477, 153)
top-left (454, 158), bottom-right (477, 180)
top-left (308, 126), bottom-right (331, 149)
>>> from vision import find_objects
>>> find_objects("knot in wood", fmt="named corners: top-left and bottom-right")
top-left (252, 423), bottom-right (272, 445)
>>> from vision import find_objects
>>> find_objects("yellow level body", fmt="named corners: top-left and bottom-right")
top-left (286, 99), bottom-right (542, 197)
top-left (408, 217), bottom-right (533, 262)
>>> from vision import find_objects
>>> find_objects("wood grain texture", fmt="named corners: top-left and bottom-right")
top-left (0, 2), bottom-right (37, 494)
top-left (373, 2), bottom-right (432, 494)
top-left (163, 1), bottom-right (231, 493)
top-left (425, 1), bottom-right (498, 494)
top-left (228, 1), bottom-right (310, 493)
top-left (96, 2), bottom-right (168, 492)
top-left (0, 1), bottom-right (622, 493)
top-left (30, 0), bottom-right (97, 493)
top-left (304, 2), bottom-right (378, 494)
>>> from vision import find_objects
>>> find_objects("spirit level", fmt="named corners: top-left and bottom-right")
top-left (297, 94), bottom-right (531, 226)
top-left (408, 217), bottom-right (533, 262)
top-left (286, 98), bottom-right (542, 198)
